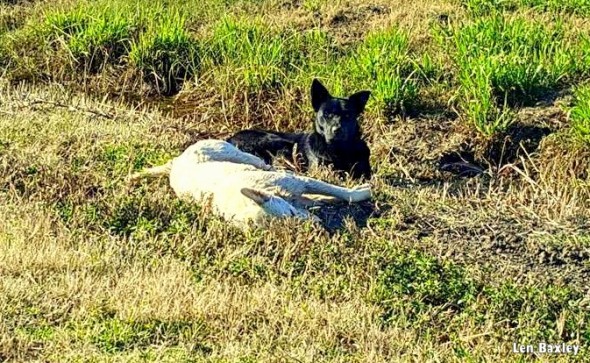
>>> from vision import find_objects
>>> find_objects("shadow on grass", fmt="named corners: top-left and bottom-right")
top-left (311, 200), bottom-right (385, 233)
top-left (439, 123), bottom-right (553, 178)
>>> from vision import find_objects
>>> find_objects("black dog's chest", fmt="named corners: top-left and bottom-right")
top-left (302, 134), bottom-right (369, 174)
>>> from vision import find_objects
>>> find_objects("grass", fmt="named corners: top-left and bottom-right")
top-left (205, 16), bottom-right (303, 90)
top-left (45, 8), bottom-right (133, 72)
top-left (129, 12), bottom-right (198, 95)
top-left (1, 79), bottom-right (589, 361)
top-left (570, 85), bottom-right (590, 144)
top-left (370, 249), bottom-right (478, 324)
top-left (438, 13), bottom-right (584, 136)
top-left (1, 0), bottom-right (590, 361)
top-left (346, 28), bottom-right (419, 116)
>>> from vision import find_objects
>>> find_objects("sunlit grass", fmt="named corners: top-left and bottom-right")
top-left (570, 85), bottom-right (590, 144)
top-left (439, 14), bottom-right (583, 135)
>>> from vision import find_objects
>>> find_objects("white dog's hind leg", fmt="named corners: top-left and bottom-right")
top-left (299, 178), bottom-right (371, 203)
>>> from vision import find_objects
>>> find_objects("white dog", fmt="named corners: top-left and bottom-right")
top-left (128, 139), bottom-right (371, 228)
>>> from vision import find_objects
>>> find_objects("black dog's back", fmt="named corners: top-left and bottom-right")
top-left (227, 129), bottom-right (371, 180)
top-left (227, 130), bottom-right (303, 164)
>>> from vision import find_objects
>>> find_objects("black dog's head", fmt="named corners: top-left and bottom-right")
top-left (311, 79), bottom-right (371, 144)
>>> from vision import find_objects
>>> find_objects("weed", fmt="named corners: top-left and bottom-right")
top-left (226, 256), bottom-right (269, 283)
top-left (102, 188), bottom-right (203, 238)
top-left (98, 143), bottom-right (173, 176)
top-left (82, 318), bottom-right (202, 353)
top-left (482, 283), bottom-right (587, 341)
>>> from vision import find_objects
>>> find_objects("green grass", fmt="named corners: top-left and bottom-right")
top-left (1, 81), bottom-right (589, 361)
top-left (439, 14), bottom-right (583, 135)
top-left (371, 249), bottom-right (478, 324)
top-left (206, 17), bottom-right (299, 90)
top-left (82, 318), bottom-right (205, 353)
top-left (570, 85), bottom-right (590, 144)
top-left (51, 12), bottom-right (132, 72)
top-left (205, 16), bottom-right (340, 92)
top-left (456, 56), bottom-right (515, 136)
top-left (345, 28), bottom-right (420, 116)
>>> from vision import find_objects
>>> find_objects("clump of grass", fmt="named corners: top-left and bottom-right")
top-left (129, 13), bottom-right (198, 96)
top-left (44, 7), bottom-right (88, 37)
top-left (205, 17), bottom-right (299, 90)
top-left (343, 27), bottom-right (420, 117)
top-left (67, 16), bottom-right (132, 71)
top-left (457, 57), bottom-right (514, 136)
top-left (570, 84), bottom-right (590, 144)
top-left (44, 8), bottom-right (133, 72)
top-left (1, 1), bottom-right (204, 94)
top-left (454, 16), bottom-right (575, 103)
top-left (439, 14), bottom-right (581, 136)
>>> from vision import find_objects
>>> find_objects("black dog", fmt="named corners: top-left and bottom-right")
top-left (227, 79), bottom-right (372, 180)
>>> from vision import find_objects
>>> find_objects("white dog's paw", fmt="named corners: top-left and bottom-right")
top-left (348, 183), bottom-right (372, 202)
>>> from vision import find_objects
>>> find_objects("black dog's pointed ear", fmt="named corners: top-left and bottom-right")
top-left (311, 79), bottom-right (331, 112)
top-left (348, 90), bottom-right (371, 113)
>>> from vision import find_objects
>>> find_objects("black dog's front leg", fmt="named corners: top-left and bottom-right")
top-left (349, 159), bottom-right (372, 180)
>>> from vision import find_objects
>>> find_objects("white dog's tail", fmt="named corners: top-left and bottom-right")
top-left (127, 160), bottom-right (173, 182)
